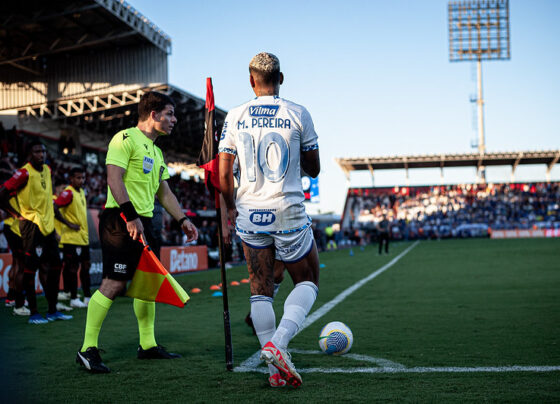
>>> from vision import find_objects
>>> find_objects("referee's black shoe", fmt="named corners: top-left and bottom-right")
top-left (137, 345), bottom-right (181, 359)
top-left (76, 347), bottom-right (110, 373)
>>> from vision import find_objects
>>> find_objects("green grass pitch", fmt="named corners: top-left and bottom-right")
top-left (1, 238), bottom-right (559, 402)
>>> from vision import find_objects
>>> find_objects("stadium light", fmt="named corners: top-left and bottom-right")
top-left (448, 0), bottom-right (510, 182)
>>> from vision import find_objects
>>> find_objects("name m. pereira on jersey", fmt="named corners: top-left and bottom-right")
top-left (236, 118), bottom-right (292, 130)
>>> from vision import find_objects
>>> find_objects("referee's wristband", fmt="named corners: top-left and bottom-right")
top-left (121, 201), bottom-right (139, 222)
top-left (178, 216), bottom-right (189, 226)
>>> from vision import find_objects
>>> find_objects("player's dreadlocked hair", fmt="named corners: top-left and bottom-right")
top-left (249, 52), bottom-right (281, 85)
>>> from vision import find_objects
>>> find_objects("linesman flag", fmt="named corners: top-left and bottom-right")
top-left (197, 77), bottom-right (220, 198)
top-left (121, 214), bottom-right (189, 307)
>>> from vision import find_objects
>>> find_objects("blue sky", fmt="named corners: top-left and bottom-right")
top-left (132, 0), bottom-right (560, 214)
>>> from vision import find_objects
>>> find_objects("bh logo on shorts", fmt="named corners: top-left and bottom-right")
top-left (143, 156), bottom-right (154, 174)
top-left (250, 211), bottom-right (276, 226)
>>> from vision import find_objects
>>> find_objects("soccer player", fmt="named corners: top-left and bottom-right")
top-left (377, 214), bottom-right (390, 255)
top-left (55, 167), bottom-right (91, 308)
top-left (219, 52), bottom-right (320, 388)
top-left (0, 141), bottom-right (75, 324)
top-left (76, 91), bottom-right (198, 374)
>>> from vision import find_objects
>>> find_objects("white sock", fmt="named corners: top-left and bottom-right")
top-left (250, 295), bottom-right (279, 376)
top-left (271, 281), bottom-right (318, 350)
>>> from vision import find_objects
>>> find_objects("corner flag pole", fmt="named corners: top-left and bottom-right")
top-left (197, 77), bottom-right (233, 371)
top-left (215, 193), bottom-right (234, 371)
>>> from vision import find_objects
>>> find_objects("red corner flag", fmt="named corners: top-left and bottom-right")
top-left (196, 78), bottom-right (233, 370)
top-left (197, 77), bottom-right (220, 198)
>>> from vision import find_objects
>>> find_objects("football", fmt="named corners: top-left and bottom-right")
top-left (318, 321), bottom-right (353, 355)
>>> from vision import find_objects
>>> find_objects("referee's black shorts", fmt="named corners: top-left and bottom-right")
top-left (99, 208), bottom-right (156, 281)
top-left (19, 220), bottom-right (62, 269)
top-left (4, 225), bottom-right (23, 259)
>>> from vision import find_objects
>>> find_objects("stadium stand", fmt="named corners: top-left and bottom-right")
top-left (336, 151), bottom-right (560, 242)
top-left (342, 182), bottom-right (560, 240)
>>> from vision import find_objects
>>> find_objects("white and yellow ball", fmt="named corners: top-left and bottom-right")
top-left (318, 321), bottom-right (353, 355)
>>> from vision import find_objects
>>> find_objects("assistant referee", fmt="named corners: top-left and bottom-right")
top-left (76, 91), bottom-right (198, 374)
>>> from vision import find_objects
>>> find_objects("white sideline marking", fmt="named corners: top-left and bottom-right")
top-left (237, 349), bottom-right (560, 374)
top-left (297, 366), bottom-right (560, 374)
top-left (235, 242), bottom-right (419, 373)
top-left (290, 349), bottom-right (406, 369)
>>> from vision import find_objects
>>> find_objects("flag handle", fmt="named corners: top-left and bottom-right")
top-left (120, 213), bottom-right (149, 248)
top-left (216, 196), bottom-right (234, 371)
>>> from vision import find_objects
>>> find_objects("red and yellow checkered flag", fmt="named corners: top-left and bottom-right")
top-left (121, 214), bottom-right (189, 307)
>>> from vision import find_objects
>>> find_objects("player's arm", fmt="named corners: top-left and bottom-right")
top-left (0, 188), bottom-right (19, 218)
top-left (156, 180), bottom-right (198, 242)
top-left (300, 108), bottom-right (320, 178)
top-left (107, 164), bottom-right (144, 241)
top-left (0, 169), bottom-right (27, 219)
top-left (218, 152), bottom-right (237, 225)
top-left (301, 149), bottom-right (320, 178)
top-left (54, 190), bottom-right (80, 230)
top-left (53, 204), bottom-right (80, 231)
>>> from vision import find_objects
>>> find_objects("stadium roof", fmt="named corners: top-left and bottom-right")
top-left (13, 83), bottom-right (226, 163)
top-left (0, 0), bottom-right (227, 163)
top-left (0, 0), bottom-right (171, 75)
top-left (336, 151), bottom-right (560, 180)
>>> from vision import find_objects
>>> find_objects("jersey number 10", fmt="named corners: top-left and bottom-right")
top-left (240, 132), bottom-right (290, 183)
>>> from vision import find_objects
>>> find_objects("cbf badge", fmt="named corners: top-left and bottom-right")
top-left (143, 156), bottom-right (154, 174)
top-left (35, 246), bottom-right (43, 257)
top-left (76, 247), bottom-right (82, 256)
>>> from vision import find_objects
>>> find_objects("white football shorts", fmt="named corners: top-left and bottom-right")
top-left (239, 225), bottom-right (314, 263)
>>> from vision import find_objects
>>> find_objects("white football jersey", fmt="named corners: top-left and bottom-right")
top-left (219, 95), bottom-right (318, 234)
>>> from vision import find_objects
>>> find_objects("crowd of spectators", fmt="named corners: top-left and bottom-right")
top-left (346, 183), bottom-right (560, 240)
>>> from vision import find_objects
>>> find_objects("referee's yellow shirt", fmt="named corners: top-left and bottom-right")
top-left (105, 127), bottom-right (170, 217)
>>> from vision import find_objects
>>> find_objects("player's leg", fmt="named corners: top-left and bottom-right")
top-left (260, 226), bottom-right (319, 387)
top-left (60, 256), bottom-right (72, 301)
top-left (18, 221), bottom-right (45, 321)
top-left (12, 252), bottom-right (25, 309)
top-left (3, 227), bottom-right (13, 304)
top-left (245, 256), bottom-right (285, 333)
top-left (5, 227), bottom-right (26, 308)
top-left (273, 231), bottom-right (319, 350)
top-left (63, 245), bottom-right (79, 300)
top-left (240, 235), bottom-right (285, 384)
top-left (5, 255), bottom-right (15, 306)
top-left (4, 226), bottom-right (20, 306)
top-left (80, 257), bottom-right (92, 305)
top-left (63, 245), bottom-right (87, 308)
top-left (43, 233), bottom-right (72, 321)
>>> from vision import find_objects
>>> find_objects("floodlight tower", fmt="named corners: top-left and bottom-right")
top-left (448, 0), bottom-right (510, 182)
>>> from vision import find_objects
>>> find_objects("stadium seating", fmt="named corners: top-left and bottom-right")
top-left (345, 183), bottom-right (560, 240)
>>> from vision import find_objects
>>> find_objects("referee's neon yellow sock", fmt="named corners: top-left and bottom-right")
top-left (133, 299), bottom-right (157, 350)
top-left (81, 290), bottom-right (113, 352)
